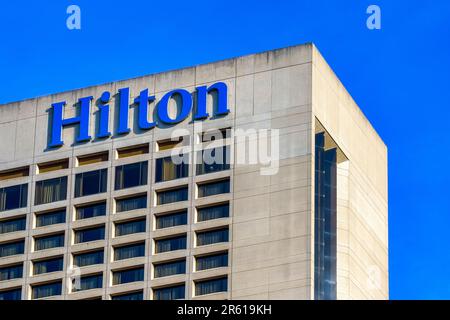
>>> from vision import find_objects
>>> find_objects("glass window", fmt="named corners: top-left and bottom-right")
top-left (196, 228), bottom-right (228, 246)
top-left (35, 176), bottom-right (67, 205)
top-left (112, 291), bottom-right (143, 300)
top-left (36, 210), bottom-right (65, 227)
top-left (115, 219), bottom-right (146, 237)
top-left (116, 195), bottom-right (146, 213)
top-left (115, 162), bottom-right (148, 190)
top-left (155, 156), bottom-right (189, 183)
top-left (201, 128), bottom-right (231, 142)
top-left (73, 250), bottom-right (104, 267)
top-left (0, 288), bottom-right (21, 300)
top-left (154, 259), bottom-right (186, 278)
top-left (197, 203), bottom-right (229, 222)
top-left (74, 226), bottom-right (105, 243)
top-left (155, 235), bottom-right (186, 254)
top-left (155, 210), bottom-right (187, 229)
top-left (196, 146), bottom-right (230, 175)
top-left (153, 285), bottom-right (185, 300)
top-left (198, 179), bottom-right (230, 197)
top-left (195, 277), bottom-right (227, 296)
top-left (33, 257), bottom-right (64, 275)
top-left (112, 267), bottom-right (144, 285)
top-left (156, 187), bottom-right (188, 205)
top-left (0, 264), bottom-right (23, 281)
top-left (0, 240), bottom-right (25, 257)
top-left (74, 169), bottom-right (107, 197)
top-left (0, 216), bottom-right (26, 234)
top-left (73, 274), bottom-right (103, 292)
top-left (32, 281), bottom-right (62, 299)
top-left (114, 243), bottom-right (145, 261)
top-left (196, 252), bottom-right (228, 271)
top-left (34, 234), bottom-right (64, 251)
top-left (0, 184), bottom-right (28, 212)
top-left (76, 202), bottom-right (106, 220)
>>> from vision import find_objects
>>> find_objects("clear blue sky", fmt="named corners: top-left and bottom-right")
top-left (1, 0), bottom-right (449, 299)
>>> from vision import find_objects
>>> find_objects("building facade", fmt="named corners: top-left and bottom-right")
top-left (0, 43), bottom-right (388, 300)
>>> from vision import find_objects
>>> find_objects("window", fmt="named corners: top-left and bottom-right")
top-left (156, 187), bottom-right (188, 205)
top-left (198, 179), bottom-right (230, 198)
top-left (74, 226), bottom-right (105, 243)
top-left (155, 210), bottom-right (187, 229)
top-left (201, 128), bottom-right (231, 142)
top-left (116, 194), bottom-right (147, 213)
top-left (117, 144), bottom-right (149, 158)
top-left (115, 219), bottom-right (146, 237)
top-left (0, 166), bottom-right (29, 181)
top-left (37, 159), bottom-right (69, 174)
top-left (157, 137), bottom-right (183, 151)
top-left (112, 291), bottom-right (143, 300)
top-left (74, 169), bottom-right (107, 197)
top-left (197, 203), bottom-right (229, 222)
top-left (73, 250), bottom-right (104, 267)
top-left (196, 252), bottom-right (228, 271)
top-left (36, 209), bottom-right (65, 227)
top-left (196, 228), bottom-right (229, 246)
top-left (115, 162), bottom-right (148, 190)
top-left (155, 156), bottom-right (189, 182)
top-left (77, 152), bottom-right (108, 166)
top-left (153, 284), bottom-right (185, 300)
top-left (196, 146), bottom-right (230, 175)
top-left (0, 288), bottom-right (21, 300)
top-left (35, 176), bottom-right (67, 205)
top-left (0, 264), bottom-right (23, 281)
top-left (33, 257), bottom-right (64, 275)
top-left (0, 240), bottom-right (25, 257)
top-left (114, 243), bottom-right (145, 261)
top-left (0, 184), bottom-right (27, 212)
top-left (154, 259), bottom-right (186, 278)
top-left (73, 274), bottom-right (103, 292)
top-left (195, 277), bottom-right (227, 296)
top-left (32, 281), bottom-right (62, 299)
top-left (155, 235), bottom-right (186, 254)
top-left (34, 234), bottom-right (64, 251)
top-left (0, 216), bottom-right (26, 234)
top-left (76, 202), bottom-right (106, 220)
top-left (112, 267), bottom-right (144, 285)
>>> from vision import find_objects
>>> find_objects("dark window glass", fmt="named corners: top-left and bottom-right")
top-left (198, 179), bottom-right (230, 197)
top-left (0, 264), bottom-right (23, 281)
top-left (73, 250), bottom-right (104, 267)
top-left (155, 235), bottom-right (186, 254)
top-left (155, 156), bottom-right (189, 183)
top-left (197, 203), bottom-right (229, 222)
top-left (195, 277), bottom-right (227, 296)
top-left (74, 169), bottom-right (107, 197)
top-left (116, 195), bottom-right (147, 213)
top-left (73, 274), bottom-right (103, 292)
top-left (112, 291), bottom-right (143, 300)
top-left (36, 210), bottom-right (65, 227)
top-left (0, 288), bottom-right (21, 300)
top-left (76, 202), bottom-right (106, 220)
top-left (75, 226), bottom-right (105, 243)
top-left (0, 184), bottom-right (28, 212)
top-left (114, 243), bottom-right (145, 261)
top-left (112, 267), bottom-right (144, 285)
top-left (115, 162), bottom-right (148, 190)
top-left (115, 219), bottom-right (146, 237)
top-left (197, 228), bottom-right (229, 246)
top-left (32, 281), bottom-right (62, 299)
top-left (153, 285), bottom-right (185, 300)
top-left (0, 217), bottom-right (26, 234)
top-left (201, 128), bottom-right (231, 142)
top-left (155, 210), bottom-right (187, 229)
top-left (35, 177), bottom-right (67, 205)
top-left (34, 234), bottom-right (64, 251)
top-left (33, 257), bottom-right (64, 275)
top-left (196, 146), bottom-right (230, 175)
top-left (196, 252), bottom-right (228, 271)
top-left (156, 187), bottom-right (188, 205)
top-left (154, 260), bottom-right (186, 278)
top-left (0, 240), bottom-right (25, 257)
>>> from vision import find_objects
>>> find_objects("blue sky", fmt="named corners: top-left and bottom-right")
top-left (1, 0), bottom-right (449, 299)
